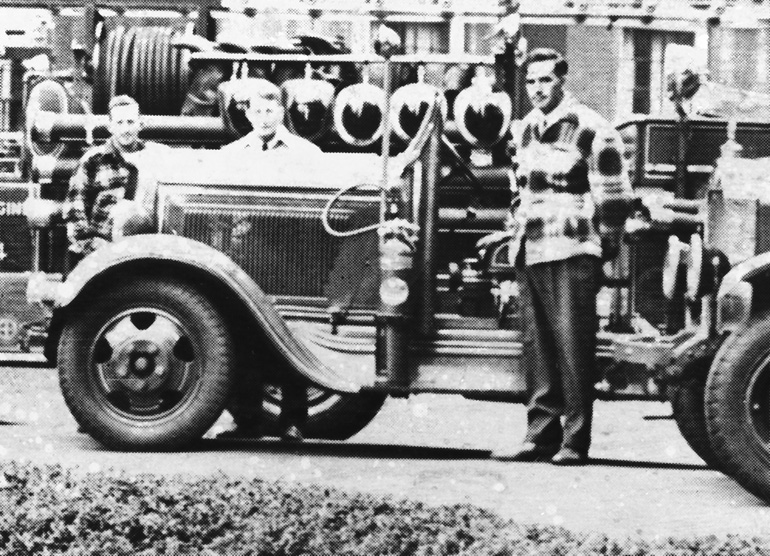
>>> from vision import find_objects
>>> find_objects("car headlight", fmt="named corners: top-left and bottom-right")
top-left (685, 233), bottom-right (731, 301)
top-left (717, 280), bottom-right (753, 333)
top-left (685, 233), bottom-right (703, 300)
top-left (662, 236), bottom-right (688, 300)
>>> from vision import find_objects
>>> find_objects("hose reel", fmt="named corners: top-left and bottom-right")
top-left (94, 26), bottom-right (191, 115)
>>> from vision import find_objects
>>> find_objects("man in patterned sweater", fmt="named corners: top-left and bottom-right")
top-left (494, 48), bottom-right (633, 465)
top-left (64, 95), bottom-right (168, 258)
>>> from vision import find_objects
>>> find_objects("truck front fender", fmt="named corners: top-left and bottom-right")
top-left (51, 234), bottom-right (361, 394)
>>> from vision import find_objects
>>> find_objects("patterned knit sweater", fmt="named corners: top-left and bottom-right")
top-left (509, 93), bottom-right (633, 266)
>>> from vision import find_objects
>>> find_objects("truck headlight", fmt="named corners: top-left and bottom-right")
top-left (717, 280), bottom-right (753, 333)
top-left (380, 277), bottom-right (409, 306)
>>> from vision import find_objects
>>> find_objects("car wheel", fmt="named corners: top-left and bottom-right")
top-left (59, 277), bottom-right (234, 451)
top-left (669, 366), bottom-right (722, 469)
top-left (706, 311), bottom-right (770, 501)
top-left (229, 385), bottom-right (386, 440)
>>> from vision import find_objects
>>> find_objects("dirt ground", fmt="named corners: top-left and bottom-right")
top-left (0, 366), bottom-right (766, 541)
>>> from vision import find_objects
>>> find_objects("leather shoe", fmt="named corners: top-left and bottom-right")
top-left (551, 447), bottom-right (588, 466)
top-left (492, 442), bottom-right (559, 462)
top-left (281, 425), bottom-right (304, 442)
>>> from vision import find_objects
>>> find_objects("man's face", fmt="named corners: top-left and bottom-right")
top-left (108, 103), bottom-right (142, 149)
top-left (245, 97), bottom-right (283, 141)
top-left (525, 59), bottom-right (565, 115)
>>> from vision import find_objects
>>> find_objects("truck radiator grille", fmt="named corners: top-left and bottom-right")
top-left (170, 196), bottom-right (379, 299)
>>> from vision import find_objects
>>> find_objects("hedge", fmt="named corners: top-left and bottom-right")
top-left (0, 461), bottom-right (766, 555)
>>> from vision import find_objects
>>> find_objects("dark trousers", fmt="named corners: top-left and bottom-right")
top-left (277, 378), bottom-right (309, 431)
top-left (519, 255), bottom-right (600, 453)
top-left (236, 371), bottom-right (308, 433)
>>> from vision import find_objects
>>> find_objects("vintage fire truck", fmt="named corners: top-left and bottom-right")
top-left (13, 0), bottom-right (770, 504)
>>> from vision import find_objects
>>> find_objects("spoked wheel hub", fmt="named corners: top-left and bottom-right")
top-left (92, 309), bottom-right (198, 418)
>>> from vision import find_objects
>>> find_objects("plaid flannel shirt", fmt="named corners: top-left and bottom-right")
top-left (509, 93), bottom-right (633, 266)
top-left (63, 139), bottom-right (165, 254)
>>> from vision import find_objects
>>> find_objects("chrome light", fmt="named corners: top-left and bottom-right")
top-left (685, 233), bottom-right (731, 301)
top-left (333, 83), bottom-right (386, 147)
top-left (685, 233), bottom-right (703, 301)
top-left (379, 277), bottom-right (409, 306)
top-left (662, 235), bottom-right (688, 300)
top-left (390, 83), bottom-right (446, 142)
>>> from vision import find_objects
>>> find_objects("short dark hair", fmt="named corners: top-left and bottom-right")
top-left (523, 48), bottom-right (568, 78)
top-left (232, 78), bottom-right (282, 110)
top-left (108, 95), bottom-right (140, 115)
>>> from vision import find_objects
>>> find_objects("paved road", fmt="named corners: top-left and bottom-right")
top-left (0, 366), bottom-right (765, 540)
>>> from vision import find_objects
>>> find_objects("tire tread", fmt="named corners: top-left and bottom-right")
top-left (59, 277), bottom-right (234, 451)
top-left (705, 312), bottom-right (770, 501)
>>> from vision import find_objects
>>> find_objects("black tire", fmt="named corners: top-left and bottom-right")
top-left (706, 311), bottom-right (770, 501)
top-left (669, 370), bottom-right (722, 469)
top-left (229, 385), bottom-right (386, 440)
top-left (59, 278), bottom-right (234, 451)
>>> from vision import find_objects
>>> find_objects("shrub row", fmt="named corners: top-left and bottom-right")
top-left (0, 461), bottom-right (766, 555)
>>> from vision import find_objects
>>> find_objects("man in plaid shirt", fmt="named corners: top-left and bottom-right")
top-left (64, 95), bottom-right (168, 257)
top-left (493, 48), bottom-right (633, 465)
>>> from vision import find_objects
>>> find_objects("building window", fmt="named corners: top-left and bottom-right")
top-left (305, 19), bottom-right (354, 51)
top-left (632, 30), bottom-right (653, 114)
top-left (628, 29), bottom-right (694, 115)
top-left (733, 29), bottom-right (758, 89)
top-left (464, 22), bottom-right (494, 55)
top-left (376, 21), bottom-right (450, 54)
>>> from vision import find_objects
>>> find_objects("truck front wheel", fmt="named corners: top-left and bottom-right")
top-left (706, 311), bottom-right (770, 501)
top-left (59, 277), bottom-right (235, 451)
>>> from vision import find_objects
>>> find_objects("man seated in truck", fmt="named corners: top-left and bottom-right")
top-left (217, 78), bottom-right (317, 442)
top-left (219, 78), bottom-right (322, 156)
top-left (63, 95), bottom-right (169, 259)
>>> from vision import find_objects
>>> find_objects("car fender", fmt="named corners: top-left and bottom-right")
top-left (717, 251), bottom-right (770, 298)
top-left (53, 234), bottom-right (361, 394)
top-left (715, 252), bottom-right (770, 333)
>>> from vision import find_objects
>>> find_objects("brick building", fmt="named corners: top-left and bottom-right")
top-left (0, 0), bottom-right (769, 128)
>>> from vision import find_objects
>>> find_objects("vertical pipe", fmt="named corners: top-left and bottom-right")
top-left (31, 231), bottom-right (41, 273)
top-left (379, 59), bottom-right (394, 226)
top-left (674, 102), bottom-right (689, 199)
top-left (626, 242), bottom-right (637, 329)
top-left (417, 106), bottom-right (442, 337)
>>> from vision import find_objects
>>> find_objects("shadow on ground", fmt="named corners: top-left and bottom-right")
top-left (156, 438), bottom-right (714, 470)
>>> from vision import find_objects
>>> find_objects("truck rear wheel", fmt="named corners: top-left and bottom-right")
top-left (59, 278), bottom-right (234, 451)
top-left (229, 386), bottom-right (386, 440)
top-left (706, 311), bottom-right (770, 501)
